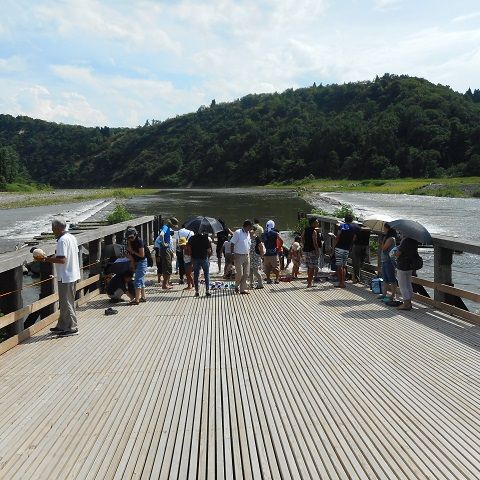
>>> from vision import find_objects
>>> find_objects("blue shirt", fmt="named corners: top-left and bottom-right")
top-left (155, 224), bottom-right (172, 250)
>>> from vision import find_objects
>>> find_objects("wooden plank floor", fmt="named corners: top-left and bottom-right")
top-left (1, 279), bottom-right (480, 479)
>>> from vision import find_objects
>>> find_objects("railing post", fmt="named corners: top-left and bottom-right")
top-left (141, 223), bottom-right (148, 244)
top-left (146, 222), bottom-right (152, 245)
top-left (40, 261), bottom-right (57, 318)
top-left (0, 266), bottom-right (24, 335)
top-left (88, 239), bottom-right (102, 293)
top-left (77, 246), bottom-right (84, 300)
top-left (434, 244), bottom-right (453, 303)
top-left (153, 216), bottom-right (160, 237)
top-left (377, 234), bottom-right (384, 276)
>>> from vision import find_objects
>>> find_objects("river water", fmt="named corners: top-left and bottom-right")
top-left (0, 188), bottom-right (478, 311)
top-left (310, 191), bottom-right (480, 241)
top-left (123, 188), bottom-right (310, 232)
top-left (0, 199), bottom-right (113, 254)
top-left (310, 191), bottom-right (480, 310)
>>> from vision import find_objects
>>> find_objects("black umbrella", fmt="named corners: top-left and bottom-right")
top-left (183, 216), bottom-right (224, 234)
top-left (101, 243), bottom-right (124, 259)
top-left (390, 219), bottom-right (433, 245)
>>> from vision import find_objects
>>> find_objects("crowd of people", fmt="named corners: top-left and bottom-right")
top-left (111, 214), bottom-right (419, 312)
top-left (40, 211), bottom-right (421, 337)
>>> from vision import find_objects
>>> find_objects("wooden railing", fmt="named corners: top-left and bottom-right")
top-left (0, 215), bottom-right (158, 355)
top-left (311, 214), bottom-right (480, 325)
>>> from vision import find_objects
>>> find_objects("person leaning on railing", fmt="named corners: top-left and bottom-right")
top-left (39, 217), bottom-right (81, 336)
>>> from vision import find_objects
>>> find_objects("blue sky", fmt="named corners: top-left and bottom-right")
top-left (1, 0), bottom-right (479, 127)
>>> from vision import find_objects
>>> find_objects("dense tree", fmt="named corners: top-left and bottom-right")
top-left (0, 145), bottom-right (23, 186)
top-left (1, 74), bottom-right (480, 189)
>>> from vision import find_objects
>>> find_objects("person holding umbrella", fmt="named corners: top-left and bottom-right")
top-left (394, 235), bottom-right (419, 311)
top-left (390, 219), bottom-right (431, 311)
top-left (379, 223), bottom-right (397, 303)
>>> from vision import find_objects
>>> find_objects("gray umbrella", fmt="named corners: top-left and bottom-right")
top-left (183, 216), bottom-right (224, 234)
top-left (390, 219), bottom-right (433, 245)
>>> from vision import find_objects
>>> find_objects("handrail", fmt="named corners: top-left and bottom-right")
top-left (0, 215), bottom-right (158, 341)
top-left (310, 213), bottom-right (480, 324)
top-left (0, 215), bottom-right (154, 274)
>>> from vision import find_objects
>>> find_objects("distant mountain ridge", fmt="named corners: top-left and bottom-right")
top-left (1, 74), bottom-right (480, 187)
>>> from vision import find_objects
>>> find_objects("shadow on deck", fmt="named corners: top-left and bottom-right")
top-left (0, 280), bottom-right (479, 479)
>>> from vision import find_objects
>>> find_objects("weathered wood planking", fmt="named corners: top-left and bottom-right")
top-left (0, 280), bottom-right (479, 479)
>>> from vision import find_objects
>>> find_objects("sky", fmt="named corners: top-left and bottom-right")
top-left (1, 0), bottom-right (479, 127)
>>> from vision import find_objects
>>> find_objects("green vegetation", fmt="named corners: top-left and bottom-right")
top-left (107, 204), bottom-right (134, 224)
top-left (0, 188), bottom-right (159, 210)
top-left (271, 176), bottom-right (480, 198)
top-left (1, 74), bottom-right (480, 191)
top-left (4, 182), bottom-right (51, 192)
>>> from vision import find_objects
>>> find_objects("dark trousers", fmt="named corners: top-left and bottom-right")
top-left (192, 258), bottom-right (210, 293)
top-left (352, 245), bottom-right (368, 280)
top-left (176, 249), bottom-right (185, 278)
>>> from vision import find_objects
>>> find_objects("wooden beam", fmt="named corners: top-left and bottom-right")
top-left (412, 277), bottom-right (480, 303)
top-left (0, 216), bottom-right (154, 273)
top-left (0, 266), bottom-right (24, 335)
top-left (0, 310), bottom-right (60, 356)
top-left (76, 275), bottom-right (101, 291)
top-left (413, 294), bottom-right (480, 325)
top-left (0, 293), bottom-right (59, 329)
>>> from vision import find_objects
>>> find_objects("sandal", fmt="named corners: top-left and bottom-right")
top-left (129, 300), bottom-right (140, 305)
top-left (140, 297), bottom-right (147, 303)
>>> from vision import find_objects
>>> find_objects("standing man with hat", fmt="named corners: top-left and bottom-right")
top-left (154, 217), bottom-right (179, 289)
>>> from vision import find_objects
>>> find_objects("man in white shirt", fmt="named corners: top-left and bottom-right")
top-left (41, 217), bottom-right (81, 336)
top-left (230, 219), bottom-right (252, 294)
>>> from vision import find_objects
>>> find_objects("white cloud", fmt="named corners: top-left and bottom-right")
top-left (0, 81), bottom-right (108, 125)
top-left (374, 0), bottom-right (403, 11)
top-left (33, 0), bottom-right (181, 54)
top-left (1, 0), bottom-right (479, 126)
top-left (0, 56), bottom-right (26, 73)
top-left (452, 11), bottom-right (480, 23)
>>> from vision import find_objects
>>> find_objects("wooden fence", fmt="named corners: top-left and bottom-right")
top-left (313, 214), bottom-right (480, 324)
top-left (0, 215), bottom-right (158, 355)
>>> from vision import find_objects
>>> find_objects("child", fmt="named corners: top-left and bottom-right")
top-left (289, 236), bottom-right (303, 279)
top-left (178, 237), bottom-right (193, 290)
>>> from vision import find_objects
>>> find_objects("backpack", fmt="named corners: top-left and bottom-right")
top-left (254, 237), bottom-right (261, 255)
top-left (411, 255), bottom-right (423, 271)
top-left (144, 244), bottom-right (154, 267)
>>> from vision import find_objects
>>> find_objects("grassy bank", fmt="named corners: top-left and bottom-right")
top-left (0, 188), bottom-right (160, 209)
top-left (268, 177), bottom-right (480, 198)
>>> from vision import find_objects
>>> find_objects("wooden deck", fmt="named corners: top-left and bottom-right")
top-left (1, 280), bottom-right (480, 479)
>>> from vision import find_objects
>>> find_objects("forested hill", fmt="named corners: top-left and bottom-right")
top-left (1, 74), bottom-right (480, 188)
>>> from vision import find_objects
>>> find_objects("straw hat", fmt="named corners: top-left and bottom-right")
top-left (178, 236), bottom-right (187, 246)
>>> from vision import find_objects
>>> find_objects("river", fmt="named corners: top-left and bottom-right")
top-left (123, 188), bottom-right (310, 232)
top-left (310, 191), bottom-right (480, 241)
top-left (310, 191), bottom-right (479, 311)
top-left (0, 188), bottom-right (478, 311)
